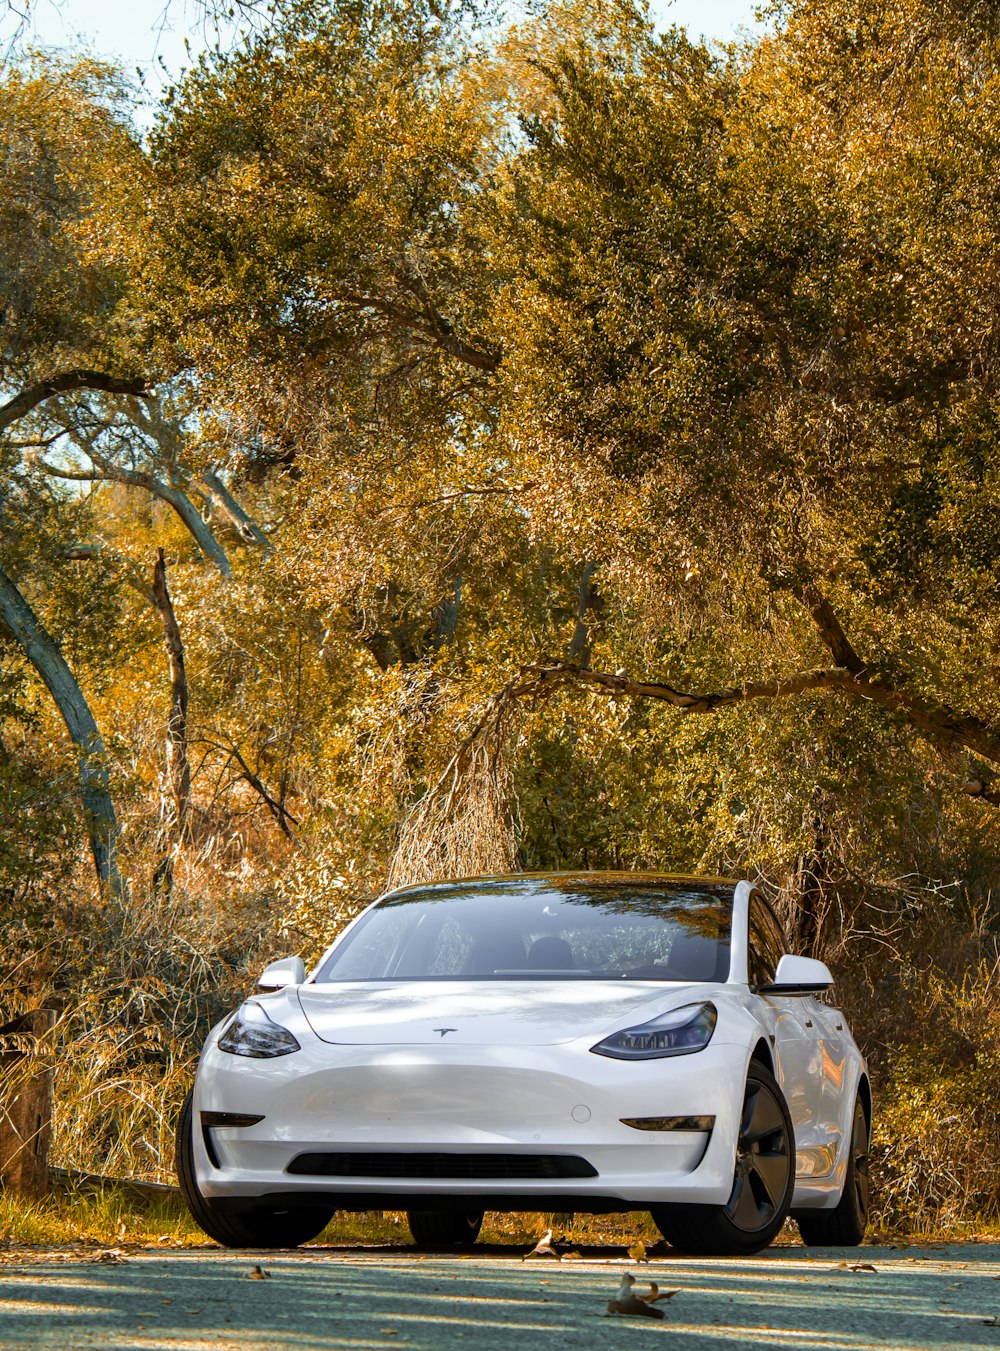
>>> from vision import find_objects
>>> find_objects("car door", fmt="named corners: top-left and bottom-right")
top-left (802, 995), bottom-right (852, 1178)
top-left (747, 894), bottom-right (828, 1182)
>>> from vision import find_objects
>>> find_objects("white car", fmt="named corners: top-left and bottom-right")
top-left (176, 873), bottom-right (871, 1254)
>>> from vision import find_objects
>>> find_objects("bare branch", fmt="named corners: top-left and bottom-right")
top-left (196, 735), bottom-right (299, 837)
top-left (200, 470), bottom-right (274, 553)
top-left (151, 548), bottom-right (191, 843)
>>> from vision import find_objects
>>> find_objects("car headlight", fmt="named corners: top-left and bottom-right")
top-left (218, 1002), bottom-right (301, 1058)
top-left (590, 1001), bottom-right (717, 1060)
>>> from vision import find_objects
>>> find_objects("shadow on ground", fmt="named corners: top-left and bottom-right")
top-left (0, 1243), bottom-right (998, 1349)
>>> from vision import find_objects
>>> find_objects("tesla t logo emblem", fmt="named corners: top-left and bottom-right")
top-left (433, 1028), bottom-right (457, 1037)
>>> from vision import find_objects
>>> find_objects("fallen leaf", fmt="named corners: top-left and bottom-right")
top-left (91, 1249), bottom-right (127, 1265)
top-left (523, 1228), bottom-right (559, 1261)
top-left (248, 1264), bottom-right (272, 1280)
top-left (628, 1241), bottom-right (648, 1264)
top-left (642, 1283), bottom-right (680, 1305)
top-left (608, 1298), bottom-right (665, 1321)
top-left (849, 1262), bottom-right (877, 1273)
top-left (608, 1271), bottom-right (677, 1316)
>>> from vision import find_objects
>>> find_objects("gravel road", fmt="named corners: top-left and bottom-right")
top-left (0, 1243), bottom-right (998, 1350)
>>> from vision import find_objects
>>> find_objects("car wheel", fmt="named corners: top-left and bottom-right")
top-left (651, 1061), bottom-right (795, 1256)
top-left (797, 1094), bottom-right (870, 1247)
top-left (406, 1209), bottom-right (484, 1248)
top-left (175, 1087), bottom-right (333, 1248)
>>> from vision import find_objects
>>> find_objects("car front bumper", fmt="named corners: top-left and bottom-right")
top-left (192, 1034), bottom-right (752, 1210)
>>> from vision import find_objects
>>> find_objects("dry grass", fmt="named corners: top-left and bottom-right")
top-left (0, 1187), bottom-right (201, 1250)
top-left (0, 1190), bottom-right (664, 1255)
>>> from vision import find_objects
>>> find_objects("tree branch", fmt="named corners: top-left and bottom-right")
top-left (798, 585), bottom-right (867, 674)
top-left (536, 659), bottom-right (1000, 764)
top-left (0, 371), bottom-right (148, 434)
top-left (196, 736), bottom-right (298, 837)
top-left (39, 445), bottom-right (233, 579)
top-left (344, 293), bottom-right (499, 373)
top-left (433, 658), bottom-right (1000, 792)
top-left (151, 548), bottom-right (191, 844)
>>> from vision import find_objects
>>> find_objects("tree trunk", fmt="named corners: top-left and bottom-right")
top-left (160, 486), bottom-right (233, 579)
top-left (568, 561), bottom-right (602, 665)
top-left (151, 550), bottom-right (190, 893)
top-left (792, 804), bottom-right (829, 958)
top-left (0, 1010), bottom-right (55, 1201)
top-left (430, 576), bottom-right (462, 651)
top-left (200, 470), bottom-right (274, 554)
top-left (0, 560), bottom-right (124, 901)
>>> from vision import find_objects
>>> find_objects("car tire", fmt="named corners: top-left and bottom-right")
top-left (175, 1087), bottom-right (334, 1248)
top-left (651, 1061), bottom-right (795, 1256)
top-left (796, 1094), bottom-right (870, 1247)
top-left (406, 1209), bottom-right (484, 1248)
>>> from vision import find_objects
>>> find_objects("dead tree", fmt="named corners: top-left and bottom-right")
top-left (151, 549), bottom-right (191, 894)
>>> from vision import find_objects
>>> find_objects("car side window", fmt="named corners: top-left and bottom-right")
top-left (747, 894), bottom-right (787, 988)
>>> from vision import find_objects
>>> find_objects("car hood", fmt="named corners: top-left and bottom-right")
top-left (296, 980), bottom-right (700, 1046)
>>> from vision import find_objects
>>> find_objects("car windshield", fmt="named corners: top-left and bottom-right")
top-left (314, 877), bottom-right (733, 982)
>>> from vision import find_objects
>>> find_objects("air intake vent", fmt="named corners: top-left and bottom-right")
top-left (286, 1151), bottom-right (598, 1180)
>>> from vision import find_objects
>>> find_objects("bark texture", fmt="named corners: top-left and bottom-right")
top-left (0, 561), bottom-right (123, 897)
top-left (0, 1010), bottom-right (55, 1200)
top-left (0, 371), bottom-right (147, 434)
top-left (151, 549), bottom-right (191, 838)
top-left (200, 470), bottom-right (274, 554)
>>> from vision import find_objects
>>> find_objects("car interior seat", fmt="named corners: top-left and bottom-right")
top-left (526, 935), bottom-right (576, 969)
top-left (461, 933), bottom-right (528, 975)
top-left (663, 932), bottom-right (729, 981)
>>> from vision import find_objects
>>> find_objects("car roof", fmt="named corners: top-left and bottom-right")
top-left (382, 871), bottom-right (743, 900)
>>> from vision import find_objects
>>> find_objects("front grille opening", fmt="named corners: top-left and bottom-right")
top-left (286, 1151), bottom-right (598, 1180)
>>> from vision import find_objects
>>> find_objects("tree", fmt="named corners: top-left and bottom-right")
top-left (0, 559), bottom-right (123, 898)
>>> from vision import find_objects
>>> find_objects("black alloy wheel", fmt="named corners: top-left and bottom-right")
top-left (797, 1094), bottom-right (870, 1247)
top-left (724, 1069), bottom-right (794, 1233)
top-left (651, 1061), bottom-right (795, 1256)
top-left (406, 1209), bottom-right (484, 1248)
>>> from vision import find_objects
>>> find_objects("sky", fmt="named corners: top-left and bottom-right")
top-left (5, 0), bottom-right (762, 114)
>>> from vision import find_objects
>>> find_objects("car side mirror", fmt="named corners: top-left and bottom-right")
top-left (758, 954), bottom-right (833, 995)
top-left (258, 956), bottom-right (306, 990)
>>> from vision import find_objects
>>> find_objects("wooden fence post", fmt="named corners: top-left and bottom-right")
top-left (0, 1010), bottom-right (56, 1200)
